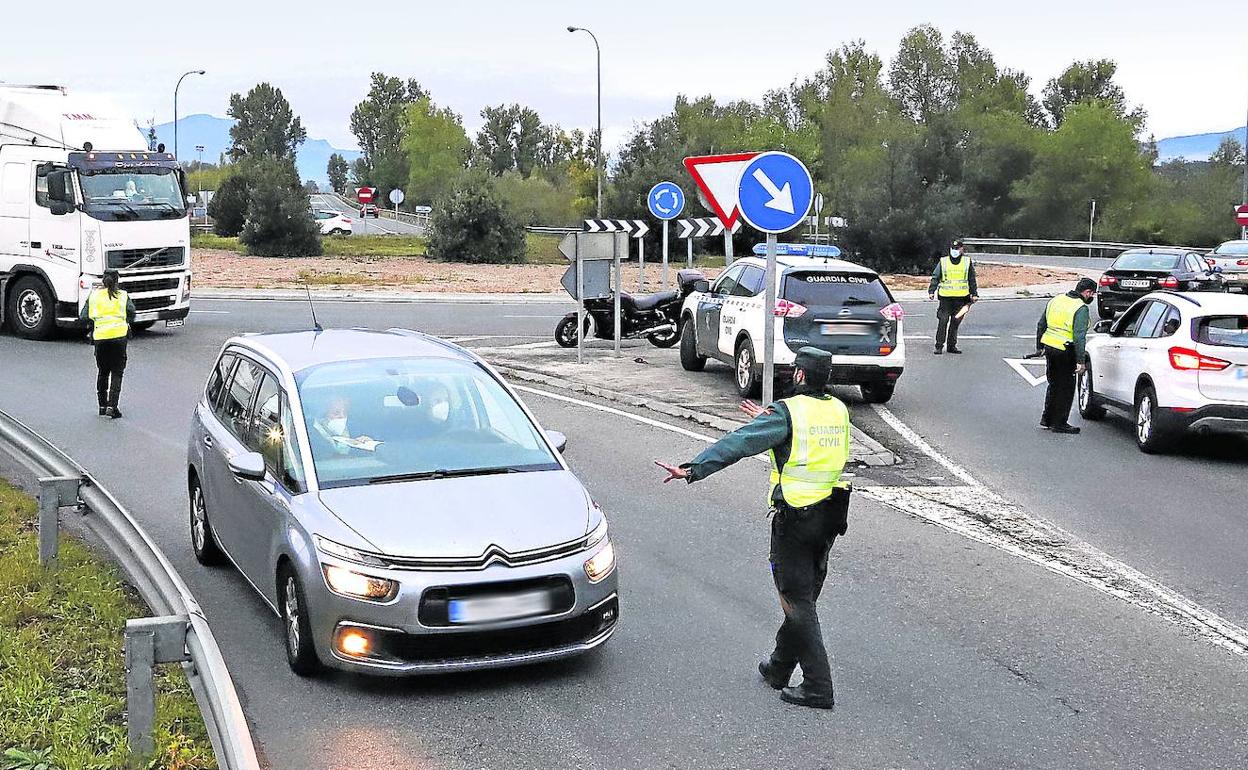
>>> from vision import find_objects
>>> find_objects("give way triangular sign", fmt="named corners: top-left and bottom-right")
top-left (683, 153), bottom-right (758, 228)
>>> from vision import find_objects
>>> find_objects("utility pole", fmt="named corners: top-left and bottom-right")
top-left (567, 26), bottom-right (602, 218)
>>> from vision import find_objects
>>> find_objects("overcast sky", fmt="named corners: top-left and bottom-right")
top-left (4, 0), bottom-right (1246, 152)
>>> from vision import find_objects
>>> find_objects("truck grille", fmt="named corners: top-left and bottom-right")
top-left (133, 296), bottom-right (175, 313)
top-left (121, 277), bottom-right (180, 293)
top-left (107, 247), bottom-right (185, 270)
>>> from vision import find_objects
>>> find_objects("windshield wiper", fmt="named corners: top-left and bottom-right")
top-left (141, 201), bottom-right (183, 214)
top-left (96, 200), bottom-right (141, 219)
top-left (367, 467), bottom-right (521, 484)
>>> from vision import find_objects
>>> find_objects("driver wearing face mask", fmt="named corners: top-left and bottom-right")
top-left (313, 397), bottom-right (378, 454)
top-left (422, 384), bottom-right (452, 429)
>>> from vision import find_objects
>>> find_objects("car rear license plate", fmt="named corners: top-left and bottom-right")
top-left (447, 589), bottom-right (553, 624)
top-left (1120, 279), bottom-right (1150, 289)
top-left (165, 318), bottom-right (185, 328)
top-left (821, 322), bottom-right (872, 335)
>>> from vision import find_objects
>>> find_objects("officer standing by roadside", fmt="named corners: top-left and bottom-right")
top-left (655, 348), bottom-right (850, 710)
top-left (1036, 277), bottom-right (1097, 434)
top-left (928, 238), bottom-right (979, 355)
top-left (79, 270), bottom-right (136, 419)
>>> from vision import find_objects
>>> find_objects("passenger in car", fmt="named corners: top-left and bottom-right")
top-left (312, 397), bottom-right (379, 453)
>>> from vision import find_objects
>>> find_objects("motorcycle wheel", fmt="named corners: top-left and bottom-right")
top-left (647, 328), bottom-right (680, 348)
top-left (554, 314), bottom-right (591, 348)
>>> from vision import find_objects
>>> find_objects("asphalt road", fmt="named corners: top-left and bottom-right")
top-left (973, 251), bottom-right (1113, 272)
top-left (2, 298), bottom-right (1247, 769)
top-left (310, 193), bottom-right (427, 236)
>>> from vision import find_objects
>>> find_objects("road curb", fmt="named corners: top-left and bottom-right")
top-left (494, 362), bottom-right (899, 468)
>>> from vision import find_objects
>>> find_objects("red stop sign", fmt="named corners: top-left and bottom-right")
top-left (356, 187), bottom-right (377, 204)
top-left (1236, 204), bottom-right (1248, 227)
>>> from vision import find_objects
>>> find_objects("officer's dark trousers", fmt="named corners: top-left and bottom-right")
top-left (768, 489), bottom-right (850, 695)
top-left (1041, 345), bottom-right (1076, 427)
top-left (94, 338), bottom-right (128, 409)
top-left (934, 296), bottom-right (970, 350)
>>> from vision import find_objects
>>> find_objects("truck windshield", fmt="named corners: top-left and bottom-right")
top-left (79, 168), bottom-right (186, 221)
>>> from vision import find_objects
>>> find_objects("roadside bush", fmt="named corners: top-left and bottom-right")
top-left (239, 160), bottom-right (323, 257)
top-left (208, 173), bottom-right (249, 237)
top-left (427, 180), bottom-right (525, 264)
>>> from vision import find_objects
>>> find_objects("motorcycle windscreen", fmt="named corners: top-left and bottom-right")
top-left (780, 271), bottom-right (897, 356)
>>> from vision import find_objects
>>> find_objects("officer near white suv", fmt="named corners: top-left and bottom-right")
top-left (1036, 277), bottom-right (1097, 434)
top-left (655, 348), bottom-right (850, 710)
top-left (927, 239), bottom-right (978, 355)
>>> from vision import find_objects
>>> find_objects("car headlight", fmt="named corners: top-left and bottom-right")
top-left (322, 564), bottom-right (398, 601)
top-left (314, 535), bottom-right (388, 567)
top-left (584, 540), bottom-right (615, 583)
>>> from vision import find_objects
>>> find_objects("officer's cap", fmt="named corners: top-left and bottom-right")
top-left (794, 346), bottom-right (833, 377)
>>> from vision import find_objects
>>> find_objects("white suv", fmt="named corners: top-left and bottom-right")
top-left (679, 254), bottom-right (906, 402)
top-left (1078, 291), bottom-right (1248, 452)
top-left (313, 209), bottom-right (354, 236)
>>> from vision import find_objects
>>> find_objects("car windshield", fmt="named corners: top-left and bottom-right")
top-left (79, 168), bottom-right (186, 221)
top-left (1112, 252), bottom-right (1180, 270)
top-left (782, 271), bottom-right (892, 307)
top-left (295, 357), bottom-right (560, 489)
top-left (1213, 243), bottom-right (1248, 256)
top-left (1196, 316), bottom-right (1248, 348)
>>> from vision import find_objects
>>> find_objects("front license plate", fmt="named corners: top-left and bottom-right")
top-left (448, 589), bottom-right (553, 624)
top-left (1120, 279), bottom-right (1150, 289)
top-left (165, 318), bottom-right (185, 328)
top-left (821, 322), bottom-right (872, 336)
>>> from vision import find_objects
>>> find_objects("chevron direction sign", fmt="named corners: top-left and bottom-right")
top-left (583, 219), bottom-right (650, 238)
top-left (675, 217), bottom-right (743, 239)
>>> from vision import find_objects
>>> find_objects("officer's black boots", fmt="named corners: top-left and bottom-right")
top-left (758, 660), bottom-right (791, 690)
top-left (106, 407), bottom-right (124, 420)
top-left (780, 683), bottom-right (835, 710)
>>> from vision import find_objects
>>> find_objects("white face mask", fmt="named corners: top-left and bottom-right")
top-left (430, 401), bottom-right (450, 423)
top-left (326, 417), bottom-right (348, 435)
top-left (949, 248), bottom-right (961, 258)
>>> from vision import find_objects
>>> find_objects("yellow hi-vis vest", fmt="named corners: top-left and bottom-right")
top-left (87, 288), bottom-right (129, 341)
top-left (938, 256), bottom-right (971, 297)
top-left (1041, 293), bottom-right (1084, 351)
top-left (768, 394), bottom-right (851, 508)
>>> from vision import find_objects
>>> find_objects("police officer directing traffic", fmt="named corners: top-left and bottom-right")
top-left (1036, 277), bottom-right (1097, 434)
top-left (79, 269), bottom-right (136, 419)
top-left (928, 238), bottom-right (979, 355)
top-left (656, 347), bottom-right (850, 710)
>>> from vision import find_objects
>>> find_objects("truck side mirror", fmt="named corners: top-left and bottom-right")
top-left (46, 170), bottom-right (74, 215)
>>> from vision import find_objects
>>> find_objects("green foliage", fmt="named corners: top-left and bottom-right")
top-left (191, 233), bottom-right (242, 252)
top-left (226, 83), bottom-right (306, 162)
top-left (321, 234), bottom-right (426, 258)
top-left (184, 162), bottom-right (234, 198)
top-left (207, 173), bottom-right (249, 237)
top-left (1042, 59), bottom-right (1145, 130)
top-left (326, 153), bottom-right (349, 194)
top-left (427, 179), bottom-right (525, 264)
top-left (350, 73), bottom-right (428, 204)
top-left (0, 478), bottom-right (215, 768)
top-left (494, 171), bottom-right (580, 227)
top-left (402, 99), bottom-right (470, 205)
top-left (239, 160), bottom-right (323, 257)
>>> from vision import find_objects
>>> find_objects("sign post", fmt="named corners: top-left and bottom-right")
top-left (613, 236), bottom-right (622, 357)
top-left (647, 181), bottom-right (685, 289)
top-left (735, 152), bottom-right (815, 405)
top-left (389, 188), bottom-right (405, 217)
top-left (356, 187), bottom-right (376, 234)
top-left (577, 233), bottom-right (585, 364)
top-left (559, 231), bottom-right (625, 364)
top-left (813, 192), bottom-right (824, 244)
top-left (1235, 203), bottom-right (1248, 237)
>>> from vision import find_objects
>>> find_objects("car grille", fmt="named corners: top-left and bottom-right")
top-left (106, 246), bottom-right (185, 269)
top-left (418, 576), bottom-right (576, 627)
top-left (391, 596), bottom-right (618, 663)
top-left (120, 277), bottom-right (180, 293)
top-left (373, 535), bottom-right (596, 571)
top-left (133, 296), bottom-right (175, 312)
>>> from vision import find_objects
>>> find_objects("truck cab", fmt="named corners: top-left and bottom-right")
top-left (0, 84), bottom-right (192, 339)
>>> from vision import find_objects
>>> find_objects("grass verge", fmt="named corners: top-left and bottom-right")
top-left (0, 478), bottom-right (216, 769)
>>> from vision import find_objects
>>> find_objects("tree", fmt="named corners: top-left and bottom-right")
top-left (240, 160), bottom-right (322, 257)
top-left (349, 157), bottom-right (370, 187)
top-left (349, 73), bottom-right (427, 200)
top-left (326, 153), bottom-right (349, 194)
top-left (402, 98), bottom-right (470, 205)
top-left (427, 178), bottom-right (525, 264)
top-left (1042, 60), bottom-right (1145, 130)
top-left (888, 25), bottom-right (956, 123)
top-left (208, 173), bottom-right (250, 237)
top-left (226, 83), bottom-right (306, 162)
top-left (476, 105), bottom-right (517, 175)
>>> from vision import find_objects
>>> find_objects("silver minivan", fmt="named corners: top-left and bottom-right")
top-left (186, 329), bottom-right (619, 676)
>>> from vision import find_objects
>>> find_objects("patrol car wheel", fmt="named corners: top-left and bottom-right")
top-left (735, 338), bottom-right (761, 398)
top-left (1077, 362), bottom-right (1105, 420)
top-left (679, 318), bottom-right (706, 371)
top-left (7, 276), bottom-right (56, 340)
top-left (860, 381), bottom-right (895, 404)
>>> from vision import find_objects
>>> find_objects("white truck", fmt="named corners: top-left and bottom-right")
top-left (0, 84), bottom-right (192, 339)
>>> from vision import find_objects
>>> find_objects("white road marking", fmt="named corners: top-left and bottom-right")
top-left (502, 314), bottom-right (563, 319)
top-left (189, 310), bottom-right (230, 314)
top-left (904, 334), bottom-right (932, 340)
top-left (870, 404), bottom-right (979, 485)
top-left (1004, 357), bottom-right (1047, 387)
top-left (955, 335), bottom-right (999, 339)
top-left (513, 385), bottom-right (718, 443)
top-left (1013, 334), bottom-right (1035, 339)
top-left (507, 341), bottom-right (560, 350)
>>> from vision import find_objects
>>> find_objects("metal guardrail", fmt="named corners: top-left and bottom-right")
top-left (963, 237), bottom-right (1212, 256)
top-left (0, 407), bottom-right (260, 770)
top-left (330, 192), bottom-right (430, 230)
top-left (526, 226), bottom-right (579, 234)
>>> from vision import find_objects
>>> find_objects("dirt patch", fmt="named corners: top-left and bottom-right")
top-left (192, 249), bottom-right (1077, 294)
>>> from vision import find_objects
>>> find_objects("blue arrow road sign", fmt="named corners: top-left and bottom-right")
top-left (647, 181), bottom-right (685, 220)
top-left (735, 151), bottom-right (813, 234)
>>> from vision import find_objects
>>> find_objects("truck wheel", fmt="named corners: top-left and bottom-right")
top-left (860, 381), bottom-right (896, 404)
top-left (6, 276), bottom-right (57, 340)
top-left (679, 318), bottom-right (706, 372)
top-left (734, 338), bottom-right (761, 398)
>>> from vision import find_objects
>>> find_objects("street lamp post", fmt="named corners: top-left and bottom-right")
top-left (173, 69), bottom-right (206, 163)
top-left (567, 26), bottom-right (602, 218)
top-left (1089, 199), bottom-right (1097, 257)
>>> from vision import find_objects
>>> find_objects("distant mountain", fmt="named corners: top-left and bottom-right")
top-left (1156, 125), bottom-right (1247, 163)
top-left (152, 114), bottom-right (361, 188)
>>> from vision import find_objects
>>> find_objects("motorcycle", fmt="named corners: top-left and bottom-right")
top-left (555, 269), bottom-right (705, 349)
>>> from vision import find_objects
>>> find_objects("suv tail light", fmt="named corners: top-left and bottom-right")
top-left (774, 299), bottom-right (807, 318)
top-left (1168, 346), bottom-right (1230, 371)
top-left (1158, 276), bottom-right (1179, 289)
top-left (1099, 275), bottom-right (1117, 286)
top-left (879, 302), bottom-right (905, 321)
top-left (1238, 259), bottom-right (1248, 266)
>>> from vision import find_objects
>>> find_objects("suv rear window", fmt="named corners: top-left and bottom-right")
top-left (1113, 252), bottom-right (1180, 270)
top-left (1196, 316), bottom-right (1248, 348)
top-left (782, 271), bottom-right (891, 307)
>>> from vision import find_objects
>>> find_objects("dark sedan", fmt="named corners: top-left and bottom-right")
top-left (1097, 248), bottom-right (1221, 319)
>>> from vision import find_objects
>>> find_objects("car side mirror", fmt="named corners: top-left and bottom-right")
top-left (1092, 320), bottom-right (1113, 334)
top-left (1162, 318), bottom-right (1181, 336)
top-left (545, 429), bottom-right (568, 454)
top-left (228, 451), bottom-right (267, 481)
top-left (693, 279), bottom-right (710, 294)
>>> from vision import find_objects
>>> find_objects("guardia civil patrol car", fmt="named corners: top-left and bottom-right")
top-left (678, 245), bottom-right (906, 402)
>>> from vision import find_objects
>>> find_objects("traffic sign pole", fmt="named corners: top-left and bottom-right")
top-left (639, 237), bottom-right (645, 290)
top-left (613, 237), bottom-right (622, 357)
top-left (762, 233), bottom-right (778, 406)
top-left (687, 236), bottom-right (693, 269)
top-left (662, 221), bottom-right (669, 289)
top-left (576, 232), bottom-right (585, 365)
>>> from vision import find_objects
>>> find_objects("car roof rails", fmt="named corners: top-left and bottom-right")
top-left (1153, 290), bottom-right (1202, 307)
